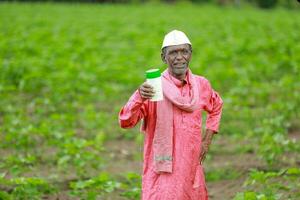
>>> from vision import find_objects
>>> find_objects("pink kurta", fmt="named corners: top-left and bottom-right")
top-left (119, 74), bottom-right (223, 200)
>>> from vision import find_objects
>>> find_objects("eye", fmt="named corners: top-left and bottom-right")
top-left (182, 49), bottom-right (189, 55)
top-left (169, 51), bottom-right (177, 56)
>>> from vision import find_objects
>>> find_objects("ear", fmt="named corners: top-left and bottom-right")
top-left (188, 53), bottom-right (192, 61)
top-left (161, 52), bottom-right (167, 64)
top-left (187, 46), bottom-right (192, 61)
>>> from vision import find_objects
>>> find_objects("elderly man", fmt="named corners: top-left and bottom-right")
top-left (119, 30), bottom-right (223, 200)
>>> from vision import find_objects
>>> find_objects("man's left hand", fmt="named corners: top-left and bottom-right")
top-left (199, 142), bottom-right (209, 164)
top-left (199, 129), bottom-right (215, 164)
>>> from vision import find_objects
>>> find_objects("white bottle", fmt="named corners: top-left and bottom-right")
top-left (146, 69), bottom-right (163, 101)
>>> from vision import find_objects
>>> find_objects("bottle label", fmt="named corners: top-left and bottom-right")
top-left (147, 77), bottom-right (163, 101)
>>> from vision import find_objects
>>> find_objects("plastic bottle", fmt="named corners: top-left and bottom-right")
top-left (145, 69), bottom-right (163, 101)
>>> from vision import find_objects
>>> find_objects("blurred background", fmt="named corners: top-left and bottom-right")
top-left (0, 0), bottom-right (299, 199)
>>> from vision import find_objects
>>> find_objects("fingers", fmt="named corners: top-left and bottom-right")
top-left (200, 153), bottom-right (206, 164)
top-left (142, 87), bottom-right (155, 93)
top-left (140, 90), bottom-right (155, 99)
top-left (199, 152), bottom-right (203, 163)
top-left (139, 82), bottom-right (155, 99)
top-left (142, 83), bottom-right (153, 89)
top-left (199, 153), bottom-right (206, 164)
top-left (199, 145), bottom-right (207, 164)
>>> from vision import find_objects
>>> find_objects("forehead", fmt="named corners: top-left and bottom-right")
top-left (165, 44), bottom-right (190, 52)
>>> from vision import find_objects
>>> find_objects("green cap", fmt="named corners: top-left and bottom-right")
top-left (146, 69), bottom-right (161, 79)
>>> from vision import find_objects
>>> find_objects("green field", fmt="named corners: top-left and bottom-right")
top-left (0, 2), bottom-right (300, 200)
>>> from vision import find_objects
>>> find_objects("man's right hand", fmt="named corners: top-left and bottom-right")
top-left (139, 82), bottom-right (155, 100)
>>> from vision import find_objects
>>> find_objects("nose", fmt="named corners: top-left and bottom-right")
top-left (176, 52), bottom-right (184, 60)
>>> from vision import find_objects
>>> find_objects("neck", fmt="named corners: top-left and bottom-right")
top-left (173, 74), bottom-right (186, 81)
top-left (169, 71), bottom-right (187, 81)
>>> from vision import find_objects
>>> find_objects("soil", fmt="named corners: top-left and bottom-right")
top-left (101, 136), bottom-right (262, 200)
top-left (100, 131), bottom-right (299, 200)
top-left (1, 132), bottom-right (298, 200)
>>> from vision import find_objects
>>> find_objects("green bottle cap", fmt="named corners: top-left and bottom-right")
top-left (146, 69), bottom-right (161, 79)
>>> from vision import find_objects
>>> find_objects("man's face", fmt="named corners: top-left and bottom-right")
top-left (161, 44), bottom-right (192, 78)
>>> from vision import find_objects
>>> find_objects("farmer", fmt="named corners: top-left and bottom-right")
top-left (119, 30), bottom-right (223, 200)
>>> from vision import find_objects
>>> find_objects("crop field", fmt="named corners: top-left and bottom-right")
top-left (0, 2), bottom-right (299, 200)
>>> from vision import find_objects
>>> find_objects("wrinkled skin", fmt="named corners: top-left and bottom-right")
top-left (161, 44), bottom-right (192, 81)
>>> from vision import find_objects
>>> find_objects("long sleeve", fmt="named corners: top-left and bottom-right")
top-left (203, 80), bottom-right (223, 133)
top-left (119, 89), bottom-right (148, 129)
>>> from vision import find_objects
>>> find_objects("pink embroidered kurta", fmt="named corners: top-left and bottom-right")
top-left (119, 74), bottom-right (223, 200)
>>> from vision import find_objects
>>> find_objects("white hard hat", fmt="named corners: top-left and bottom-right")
top-left (161, 30), bottom-right (192, 49)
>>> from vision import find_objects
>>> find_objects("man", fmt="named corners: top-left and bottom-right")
top-left (119, 30), bottom-right (223, 200)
